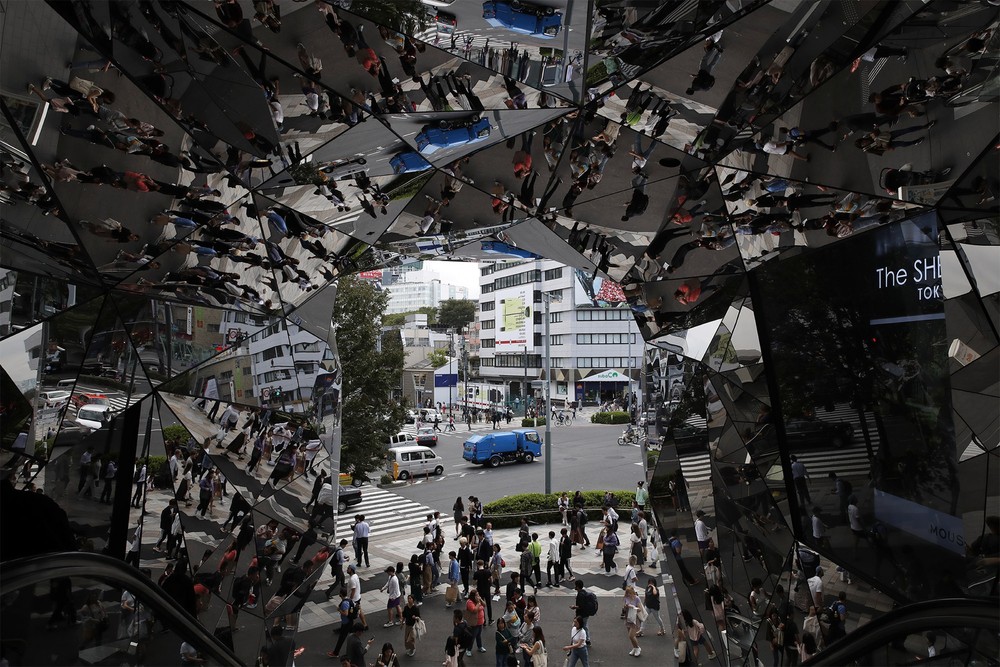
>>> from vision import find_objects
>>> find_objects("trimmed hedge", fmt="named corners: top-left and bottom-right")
top-left (520, 417), bottom-right (546, 427)
top-left (483, 490), bottom-right (636, 529)
top-left (590, 411), bottom-right (631, 424)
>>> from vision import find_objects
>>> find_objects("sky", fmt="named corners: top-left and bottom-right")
top-left (411, 260), bottom-right (482, 298)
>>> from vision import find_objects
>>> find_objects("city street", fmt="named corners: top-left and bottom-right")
top-left (389, 419), bottom-right (645, 513)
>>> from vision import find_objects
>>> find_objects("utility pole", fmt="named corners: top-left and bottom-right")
top-left (627, 323), bottom-right (632, 422)
top-left (541, 292), bottom-right (562, 495)
top-left (523, 345), bottom-right (529, 421)
top-left (448, 328), bottom-right (455, 417)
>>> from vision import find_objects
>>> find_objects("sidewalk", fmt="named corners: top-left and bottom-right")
top-left (295, 520), bottom-right (679, 666)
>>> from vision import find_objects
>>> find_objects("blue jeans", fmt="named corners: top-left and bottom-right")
top-left (568, 646), bottom-right (589, 667)
top-left (495, 654), bottom-right (509, 667)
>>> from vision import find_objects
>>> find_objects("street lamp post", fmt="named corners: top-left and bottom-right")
top-left (448, 329), bottom-right (455, 417)
top-left (542, 292), bottom-right (562, 495)
top-left (627, 325), bottom-right (632, 421)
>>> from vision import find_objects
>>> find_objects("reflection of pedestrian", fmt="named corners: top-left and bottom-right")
top-left (790, 455), bottom-right (811, 505)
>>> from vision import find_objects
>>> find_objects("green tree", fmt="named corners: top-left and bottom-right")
top-left (427, 348), bottom-right (448, 368)
top-left (437, 299), bottom-right (476, 331)
top-left (334, 276), bottom-right (406, 482)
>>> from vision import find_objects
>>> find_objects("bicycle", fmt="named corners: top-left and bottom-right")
top-left (554, 412), bottom-right (573, 427)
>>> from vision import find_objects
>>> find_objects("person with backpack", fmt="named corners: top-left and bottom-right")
top-left (326, 588), bottom-right (358, 659)
top-left (571, 580), bottom-right (597, 645)
top-left (452, 608), bottom-right (474, 664)
top-left (519, 545), bottom-right (536, 594)
top-left (826, 591), bottom-right (848, 643)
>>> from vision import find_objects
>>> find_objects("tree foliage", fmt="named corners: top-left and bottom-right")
top-left (437, 299), bottom-right (477, 331)
top-left (427, 348), bottom-right (448, 368)
top-left (334, 276), bottom-right (405, 481)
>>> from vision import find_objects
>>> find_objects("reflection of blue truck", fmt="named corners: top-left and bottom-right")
top-left (463, 428), bottom-right (542, 467)
top-left (482, 1), bottom-right (562, 38)
top-left (415, 117), bottom-right (491, 154)
top-left (390, 151), bottom-right (431, 174)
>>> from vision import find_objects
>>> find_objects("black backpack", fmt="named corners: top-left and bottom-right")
top-left (579, 510), bottom-right (588, 525)
top-left (583, 590), bottom-right (599, 616)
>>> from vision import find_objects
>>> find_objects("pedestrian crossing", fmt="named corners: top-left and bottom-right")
top-left (333, 486), bottom-right (436, 539)
top-left (677, 406), bottom-right (881, 484)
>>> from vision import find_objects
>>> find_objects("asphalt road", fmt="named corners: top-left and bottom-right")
top-left (391, 420), bottom-right (645, 513)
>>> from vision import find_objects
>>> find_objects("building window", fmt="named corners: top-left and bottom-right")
top-left (550, 335), bottom-right (564, 346)
top-left (480, 338), bottom-right (495, 349)
top-left (556, 381), bottom-right (568, 395)
top-left (543, 267), bottom-right (563, 281)
top-left (576, 308), bottom-right (631, 321)
top-left (261, 345), bottom-right (284, 361)
top-left (576, 333), bottom-right (636, 345)
top-left (549, 311), bottom-right (563, 324)
top-left (577, 357), bottom-right (637, 368)
top-left (481, 301), bottom-right (495, 312)
top-left (481, 320), bottom-right (495, 330)
top-left (242, 366), bottom-right (252, 375)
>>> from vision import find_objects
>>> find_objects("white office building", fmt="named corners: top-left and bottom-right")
top-left (476, 260), bottom-right (641, 411)
top-left (385, 279), bottom-right (469, 315)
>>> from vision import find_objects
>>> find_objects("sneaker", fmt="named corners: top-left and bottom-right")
top-left (406, 650), bottom-right (415, 656)
top-left (629, 648), bottom-right (636, 656)
top-left (383, 622), bottom-right (394, 628)
top-left (465, 650), bottom-right (472, 657)
top-left (478, 647), bottom-right (487, 653)
top-left (634, 647), bottom-right (642, 657)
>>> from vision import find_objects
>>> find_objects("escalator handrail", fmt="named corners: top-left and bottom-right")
top-left (0, 551), bottom-right (241, 667)
top-left (802, 596), bottom-right (1000, 666)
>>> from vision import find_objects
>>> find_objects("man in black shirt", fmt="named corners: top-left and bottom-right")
top-left (344, 622), bottom-right (373, 667)
top-left (472, 559), bottom-right (494, 624)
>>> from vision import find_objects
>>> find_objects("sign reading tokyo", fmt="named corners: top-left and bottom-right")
top-left (496, 286), bottom-right (533, 353)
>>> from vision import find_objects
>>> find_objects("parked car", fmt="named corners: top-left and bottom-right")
top-left (71, 393), bottom-right (110, 409)
top-left (389, 432), bottom-right (417, 446)
top-left (415, 427), bottom-right (438, 447)
top-left (405, 409), bottom-right (418, 424)
top-left (415, 116), bottom-right (491, 155)
top-left (338, 485), bottom-right (363, 513)
top-left (482, 0), bottom-right (562, 38)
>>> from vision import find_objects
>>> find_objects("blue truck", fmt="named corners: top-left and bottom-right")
top-left (463, 428), bottom-right (542, 467)
top-left (415, 116), bottom-right (491, 155)
top-left (483, 1), bottom-right (562, 38)
top-left (390, 151), bottom-right (432, 174)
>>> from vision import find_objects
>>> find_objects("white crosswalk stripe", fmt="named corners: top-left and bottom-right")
top-left (677, 405), bottom-right (881, 484)
top-left (334, 486), bottom-right (436, 539)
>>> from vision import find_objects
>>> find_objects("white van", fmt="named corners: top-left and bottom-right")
top-left (386, 445), bottom-right (445, 481)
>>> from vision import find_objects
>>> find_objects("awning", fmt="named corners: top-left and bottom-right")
top-left (581, 369), bottom-right (629, 382)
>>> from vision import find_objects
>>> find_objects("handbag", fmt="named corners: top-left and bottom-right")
top-left (531, 643), bottom-right (547, 667)
top-left (414, 617), bottom-right (426, 639)
top-left (637, 604), bottom-right (648, 622)
top-left (445, 584), bottom-right (459, 604)
top-left (625, 605), bottom-right (638, 624)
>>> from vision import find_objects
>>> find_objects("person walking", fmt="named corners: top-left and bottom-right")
top-left (402, 594), bottom-right (421, 656)
top-left (154, 500), bottom-right (177, 552)
top-left (381, 566), bottom-right (403, 627)
top-left (99, 458), bottom-right (117, 504)
top-left (453, 498), bottom-right (465, 539)
top-left (196, 469), bottom-right (215, 518)
top-left (353, 515), bottom-right (371, 567)
top-left (570, 580), bottom-right (597, 645)
top-left (564, 616), bottom-right (590, 667)
top-left (634, 481), bottom-right (648, 511)
top-left (559, 528), bottom-right (576, 583)
top-left (790, 455), bottom-right (811, 506)
top-left (639, 578), bottom-right (665, 637)
top-left (546, 530), bottom-right (562, 587)
top-left (622, 586), bottom-right (645, 657)
top-left (465, 590), bottom-right (488, 653)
